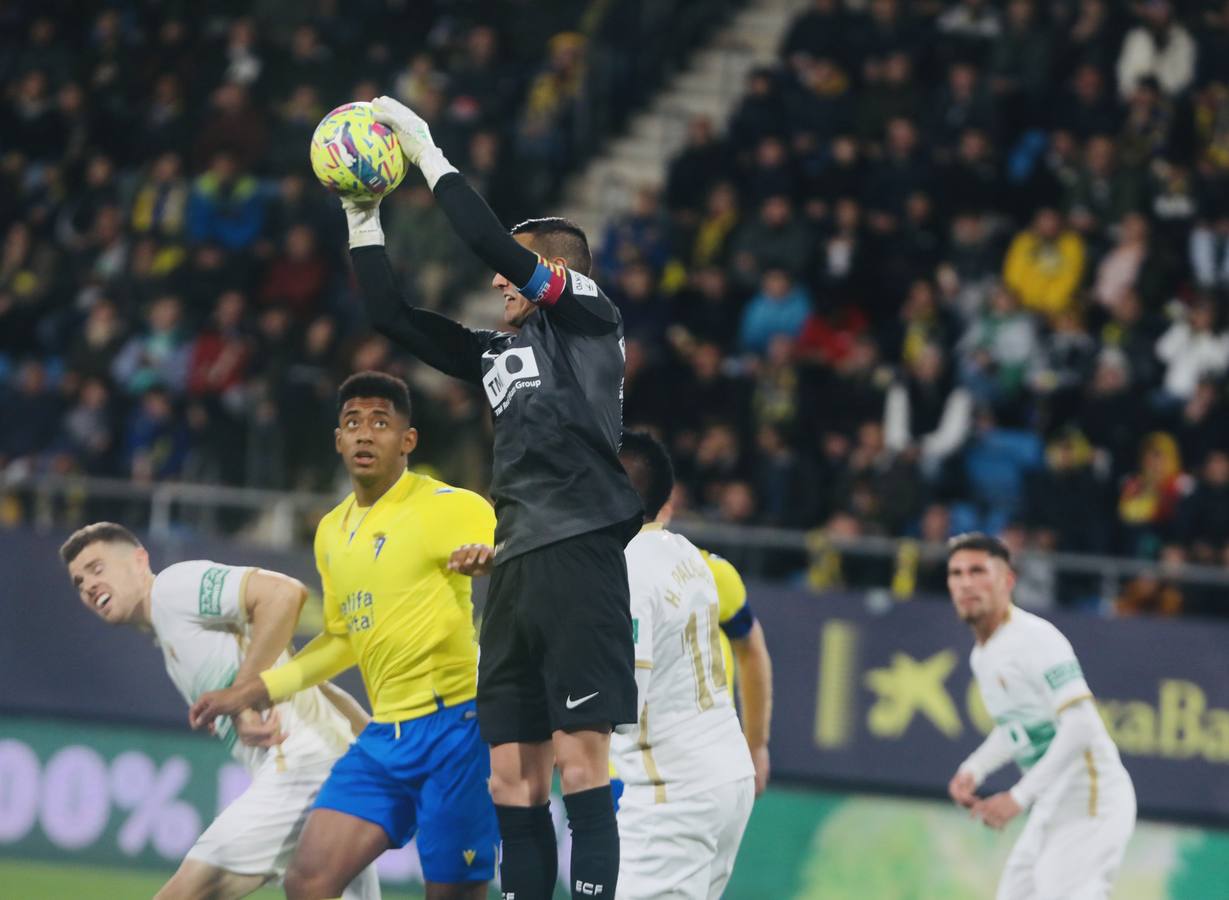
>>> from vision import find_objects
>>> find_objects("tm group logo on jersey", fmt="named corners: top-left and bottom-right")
top-left (482, 346), bottom-right (541, 415)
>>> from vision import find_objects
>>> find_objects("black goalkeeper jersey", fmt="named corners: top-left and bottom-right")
top-left (350, 174), bottom-right (642, 562)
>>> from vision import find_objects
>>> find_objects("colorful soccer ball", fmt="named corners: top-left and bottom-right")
top-left (309, 102), bottom-right (406, 201)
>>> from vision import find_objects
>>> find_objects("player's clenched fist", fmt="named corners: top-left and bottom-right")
top-left (948, 769), bottom-right (978, 808)
top-left (972, 791), bottom-right (1022, 830)
top-left (189, 678), bottom-right (272, 731)
top-left (447, 543), bottom-right (495, 577)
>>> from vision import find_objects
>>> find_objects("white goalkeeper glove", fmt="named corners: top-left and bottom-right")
top-left (370, 95), bottom-right (457, 189)
top-left (341, 196), bottom-right (384, 249)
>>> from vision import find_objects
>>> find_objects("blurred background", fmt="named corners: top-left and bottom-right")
top-left (2, 0), bottom-right (1229, 897)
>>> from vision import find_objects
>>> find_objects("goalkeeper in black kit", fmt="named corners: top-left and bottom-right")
top-left (346, 96), bottom-right (644, 900)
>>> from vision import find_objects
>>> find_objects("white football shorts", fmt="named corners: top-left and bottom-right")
top-left (187, 757), bottom-right (380, 899)
top-left (617, 776), bottom-right (755, 900)
top-left (996, 777), bottom-right (1136, 900)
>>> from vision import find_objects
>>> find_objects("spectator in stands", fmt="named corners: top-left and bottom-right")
top-left (665, 116), bottom-right (727, 224)
top-left (1117, 0), bottom-right (1196, 99)
top-left (613, 260), bottom-right (671, 350)
top-left (111, 295), bottom-right (191, 396)
top-left (1170, 378), bottom-right (1229, 470)
top-left (259, 224), bottom-right (328, 321)
top-left (0, 221), bottom-right (60, 354)
top-left (1053, 63), bottom-right (1122, 140)
top-left (1118, 76), bottom-right (1176, 169)
top-left (689, 181), bottom-right (741, 270)
top-left (1028, 427), bottom-right (1112, 557)
top-left (0, 360), bottom-right (61, 473)
top-left (728, 67), bottom-right (787, 158)
top-left (1028, 307), bottom-right (1097, 429)
top-left (930, 63), bottom-right (998, 159)
top-left (129, 152), bottom-right (189, 241)
top-left (597, 186), bottom-right (671, 280)
top-left (1002, 206), bottom-right (1086, 320)
top-left (56, 375), bottom-right (117, 476)
top-left (193, 83), bottom-right (268, 171)
top-left (1093, 213), bottom-right (1164, 312)
top-left (1155, 296), bottom-right (1229, 403)
top-left (124, 386), bottom-right (188, 482)
top-left (1118, 431), bottom-right (1189, 556)
top-left (958, 284), bottom-right (1039, 414)
top-left (738, 267), bottom-right (812, 356)
top-left (780, 0), bottom-right (848, 72)
top-left (1065, 135), bottom-right (1144, 244)
top-left (730, 194), bottom-right (811, 290)
top-left (187, 151), bottom-right (265, 252)
top-left (885, 342), bottom-right (973, 480)
top-left (187, 290), bottom-right (251, 404)
top-left (1178, 448), bottom-right (1229, 565)
top-left (936, 0), bottom-right (1002, 68)
top-left (959, 405), bottom-right (1043, 534)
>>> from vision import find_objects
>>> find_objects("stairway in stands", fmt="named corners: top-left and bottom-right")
top-left (457, 0), bottom-right (805, 329)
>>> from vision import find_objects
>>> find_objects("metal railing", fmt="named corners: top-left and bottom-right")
top-left (7, 471), bottom-right (1229, 610)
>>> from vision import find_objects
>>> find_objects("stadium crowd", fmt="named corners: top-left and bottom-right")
top-left (605, 0), bottom-right (1229, 615)
top-left (4, 1), bottom-right (1229, 615)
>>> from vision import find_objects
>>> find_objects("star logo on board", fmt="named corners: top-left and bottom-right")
top-left (864, 651), bottom-right (962, 739)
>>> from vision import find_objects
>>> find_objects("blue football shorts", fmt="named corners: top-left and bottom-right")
top-left (313, 699), bottom-right (498, 884)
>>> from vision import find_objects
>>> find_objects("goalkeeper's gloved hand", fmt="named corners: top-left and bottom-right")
top-left (341, 195), bottom-right (384, 249)
top-left (370, 95), bottom-right (457, 189)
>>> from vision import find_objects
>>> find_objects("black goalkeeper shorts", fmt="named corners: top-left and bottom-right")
top-left (477, 522), bottom-right (637, 745)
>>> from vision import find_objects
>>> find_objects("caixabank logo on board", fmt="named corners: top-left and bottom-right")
top-left (810, 619), bottom-right (1229, 765)
top-left (752, 588), bottom-right (1229, 822)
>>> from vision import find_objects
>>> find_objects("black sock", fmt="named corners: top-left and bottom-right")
top-left (564, 786), bottom-right (619, 899)
top-left (495, 802), bottom-right (557, 900)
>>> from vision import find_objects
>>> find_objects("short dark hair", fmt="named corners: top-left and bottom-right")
top-left (946, 532), bottom-right (1012, 566)
top-left (619, 430), bottom-right (674, 520)
top-left (511, 217), bottom-right (592, 276)
top-left (60, 522), bottom-right (142, 565)
top-left (337, 371), bottom-right (412, 422)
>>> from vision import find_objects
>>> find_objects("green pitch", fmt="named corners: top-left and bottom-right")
top-left (0, 859), bottom-right (438, 899)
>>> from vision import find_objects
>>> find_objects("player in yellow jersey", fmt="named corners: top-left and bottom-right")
top-left (190, 372), bottom-right (498, 900)
top-left (699, 548), bottom-right (773, 795)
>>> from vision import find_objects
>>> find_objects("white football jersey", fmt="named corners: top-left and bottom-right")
top-left (970, 606), bottom-right (1130, 811)
top-left (151, 561), bottom-right (353, 774)
top-left (612, 526), bottom-right (753, 805)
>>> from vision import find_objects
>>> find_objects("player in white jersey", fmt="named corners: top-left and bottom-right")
top-left (945, 533), bottom-right (1135, 900)
top-left (613, 431), bottom-right (755, 900)
top-left (60, 522), bottom-right (380, 900)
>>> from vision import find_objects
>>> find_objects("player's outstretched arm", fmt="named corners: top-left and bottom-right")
top-left (952, 724), bottom-right (1014, 808)
top-left (731, 620), bottom-right (773, 797)
top-left (189, 631), bottom-right (357, 731)
top-left (373, 96), bottom-right (620, 335)
top-left (344, 198), bottom-right (487, 384)
top-left (370, 96), bottom-right (536, 286)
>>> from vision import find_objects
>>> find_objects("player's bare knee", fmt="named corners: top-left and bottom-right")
top-left (554, 728), bottom-right (610, 794)
top-left (284, 862), bottom-right (339, 900)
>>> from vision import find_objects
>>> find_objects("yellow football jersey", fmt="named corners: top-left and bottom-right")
top-left (305, 470), bottom-right (494, 722)
top-left (701, 548), bottom-right (747, 684)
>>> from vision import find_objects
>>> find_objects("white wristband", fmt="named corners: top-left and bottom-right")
top-left (418, 146), bottom-right (458, 191)
top-left (345, 203), bottom-right (384, 248)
